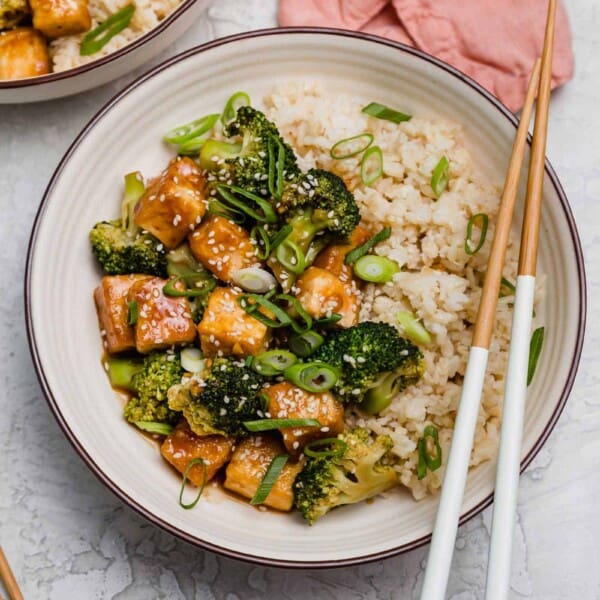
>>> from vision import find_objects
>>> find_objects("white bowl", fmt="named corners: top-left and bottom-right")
top-left (0, 0), bottom-right (210, 104)
top-left (25, 29), bottom-right (586, 567)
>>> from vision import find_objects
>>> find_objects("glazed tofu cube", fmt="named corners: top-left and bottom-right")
top-left (224, 436), bottom-right (303, 511)
top-left (94, 275), bottom-right (150, 354)
top-left (161, 421), bottom-right (234, 485)
top-left (0, 28), bottom-right (50, 80)
top-left (295, 267), bottom-right (360, 328)
top-left (134, 157), bottom-right (208, 250)
top-left (128, 277), bottom-right (196, 353)
top-left (197, 287), bottom-right (270, 357)
top-left (30, 0), bottom-right (90, 38)
top-left (188, 215), bottom-right (258, 284)
top-left (263, 382), bottom-right (344, 455)
top-left (0, 0), bottom-right (30, 29)
top-left (313, 224), bottom-right (371, 281)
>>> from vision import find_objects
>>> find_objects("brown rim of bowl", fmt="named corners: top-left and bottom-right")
top-left (24, 27), bottom-right (587, 569)
top-left (0, 0), bottom-right (198, 89)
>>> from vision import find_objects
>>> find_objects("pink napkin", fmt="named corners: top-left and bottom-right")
top-left (278, 0), bottom-right (574, 112)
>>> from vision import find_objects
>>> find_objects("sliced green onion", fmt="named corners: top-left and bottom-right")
top-left (251, 349), bottom-right (298, 376)
top-left (207, 199), bottom-right (247, 224)
top-left (464, 213), bottom-right (489, 256)
top-left (251, 225), bottom-right (271, 260)
top-left (499, 277), bottom-right (516, 298)
top-left (267, 137), bottom-right (286, 200)
top-left (163, 276), bottom-right (215, 298)
top-left (107, 357), bottom-right (140, 392)
top-left (269, 224), bottom-right (293, 253)
top-left (177, 134), bottom-right (212, 156)
top-left (127, 300), bottom-right (138, 325)
top-left (238, 294), bottom-right (293, 329)
top-left (312, 313), bottom-right (343, 327)
top-left (164, 113), bottom-right (219, 145)
top-left (250, 454), bottom-right (289, 505)
top-left (221, 91), bottom-right (251, 126)
top-left (199, 140), bottom-right (242, 171)
top-left (417, 425), bottom-right (442, 479)
top-left (397, 311), bottom-right (431, 345)
top-left (284, 362), bottom-right (339, 393)
top-left (330, 133), bottom-right (374, 160)
top-left (244, 418), bottom-right (320, 432)
top-left (181, 348), bottom-right (204, 374)
top-left (417, 439), bottom-right (427, 480)
top-left (80, 4), bottom-right (135, 56)
top-left (289, 331), bottom-right (324, 357)
top-left (232, 267), bottom-right (277, 294)
top-left (527, 327), bottom-right (545, 386)
top-left (276, 240), bottom-right (306, 274)
top-left (431, 156), bottom-right (450, 198)
top-left (179, 458), bottom-right (207, 509)
top-left (121, 172), bottom-right (145, 233)
top-left (166, 243), bottom-right (213, 285)
top-left (276, 294), bottom-right (313, 334)
top-left (362, 102), bottom-right (412, 124)
top-left (134, 421), bottom-right (173, 436)
top-left (360, 145), bottom-right (383, 186)
top-left (217, 184), bottom-right (278, 224)
top-left (345, 226), bottom-right (391, 265)
top-left (353, 255), bottom-right (400, 283)
top-left (304, 437), bottom-right (347, 458)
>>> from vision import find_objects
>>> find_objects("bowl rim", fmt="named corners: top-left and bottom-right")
top-left (0, 0), bottom-right (198, 89)
top-left (24, 26), bottom-right (587, 569)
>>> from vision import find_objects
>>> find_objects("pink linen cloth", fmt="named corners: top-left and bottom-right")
top-left (278, 0), bottom-right (574, 112)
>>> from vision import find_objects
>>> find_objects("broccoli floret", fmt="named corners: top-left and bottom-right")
top-left (294, 428), bottom-right (398, 524)
top-left (168, 358), bottom-right (264, 437)
top-left (311, 321), bottom-right (424, 407)
top-left (119, 351), bottom-right (183, 425)
top-left (200, 106), bottom-right (301, 196)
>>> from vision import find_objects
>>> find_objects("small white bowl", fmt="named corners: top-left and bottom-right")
top-left (25, 29), bottom-right (586, 567)
top-left (0, 0), bottom-right (209, 104)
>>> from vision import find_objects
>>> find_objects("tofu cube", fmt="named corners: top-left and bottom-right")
top-left (161, 421), bottom-right (234, 486)
top-left (263, 382), bottom-right (344, 455)
top-left (197, 287), bottom-right (270, 357)
top-left (94, 274), bottom-right (150, 354)
top-left (128, 277), bottom-right (197, 353)
top-left (30, 0), bottom-right (90, 38)
top-left (224, 435), bottom-right (303, 511)
top-left (313, 224), bottom-right (371, 281)
top-left (134, 157), bottom-right (208, 249)
top-left (188, 215), bottom-right (258, 284)
top-left (295, 267), bottom-right (360, 328)
top-left (0, 28), bottom-right (50, 80)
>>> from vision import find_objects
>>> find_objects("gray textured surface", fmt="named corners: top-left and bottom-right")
top-left (1, 0), bottom-right (599, 598)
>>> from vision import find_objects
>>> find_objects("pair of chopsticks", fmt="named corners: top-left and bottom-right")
top-left (0, 548), bottom-right (23, 600)
top-left (420, 1), bottom-right (557, 598)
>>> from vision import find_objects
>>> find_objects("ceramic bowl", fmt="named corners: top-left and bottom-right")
top-left (0, 0), bottom-right (209, 104)
top-left (25, 28), bottom-right (586, 567)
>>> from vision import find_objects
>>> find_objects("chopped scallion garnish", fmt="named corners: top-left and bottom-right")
top-left (217, 184), bottom-right (278, 224)
top-left (276, 240), bottom-right (306, 274)
top-left (344, 226), bottom-right (391, 265)
top-left (267, 137), bottom-right (286, 200)
top-left (199, 140), bottom-right (242, 171)
top-left (417, 425), bottom-right (442, 479)
top-left (180, 348), bottom-right (204, 374)
top-left (269, 224), bottom-right (293, 253)
top-left (289, 330), bottom-right (324, 358)
top-left (244, 418), bottom-right (320, 432)
top-left (163, 276), bottom-right (216, 298)
top-left (312, 314), bottom-right (343, 327)
top-left (330, 133), bottom-right (374, 160)
top-left (220, 91), bottom-right (251, 126)
top-left (232, 267), bottom-right (277, 294)
top-left (499, 277), bottom-right (516, 298)
top-left (527, 327), bottom-right (545, 386)
top-left (251, 349), bottom-right (298, 376)
top-left (283, 362), bottom-right (339, 393)
top-left (353, 255), bottom-right (400, 283)
top-left (250, 454), bottom-right (289, 505)
top-left (431, 156), bottom-right (450, 198)
top-left (362, 102), bottom-right (412, 124)
top-left (464, 213), bottom-right (489, 256)
top-left (134, 421), bottom-right (173, 436)
top-left (163, 113), bottom-right (220, 145)
top-left (360, 145), bottom-right (383, 186)
top-left (304, 437), bottom-right (347, 458)
top-left (80, 4), bottom-right (135, 56)
top-left (397, 311), bottom-right (431, 345)
top-left (178, 458), bottom-right (207, 509)
top-left (250, 225), bottom-right (271, 260)
top-left (127, 300), bottom-right (138, 325)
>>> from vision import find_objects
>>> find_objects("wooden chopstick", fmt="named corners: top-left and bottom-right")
top-left (419, 57), bottom-right (543, 600)
top-left (0, 548), bottom-right (24, 600)
top-left (484, 2), bottom-right (557, 598)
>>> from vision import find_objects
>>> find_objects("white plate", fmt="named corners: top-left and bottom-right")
top-left (25, 29), bottom-right (586, 567)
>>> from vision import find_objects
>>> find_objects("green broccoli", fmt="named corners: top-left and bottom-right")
top-left (167, 358), bottom-right (264, 437)
top-left (199, 106), bottom-right (301, 197)
top-left (108, 351), bottom-right (183, 425)
top-left (294, 428), bottom-right (398, 524)
top-left (90, 172), bottom-right (167, 277)
top-left (311, 321), bottom-right (424, 411)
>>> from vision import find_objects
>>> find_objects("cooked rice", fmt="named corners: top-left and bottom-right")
top-left (50, 0), bottom-right (182, 72)
top-left (263, 81), bottom-right (544, 500)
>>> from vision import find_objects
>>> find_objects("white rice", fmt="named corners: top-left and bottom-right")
top-left (263, 81), bottom-right (544, 500)
top-left (50, 0), bottom-right (182, 72)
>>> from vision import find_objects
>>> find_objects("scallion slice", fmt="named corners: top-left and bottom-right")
top-left (284, 362), bottom-right (339, 393)
top-left (244, 418), bottom-right (320, 432)
top-left (276, 294), bottom-right (313, 334)
top-left (289, 331), bottom-right (324, 357)
top-left (397, 311), bottom-right (431, 345)
top-left (431, 156), bottom-right (450, 198)
top-left (221, 91), bottom-right (251, 126)
top-left (179, 458), bottom-right (207, 509)
top-left (353, 255), bottom-right (400, 283)
top-left (304, 437), bottom-right (347, 458)
top-left (251, 225), bottom-right (271, 260)
top-left (344, 226), bottom-right (391, 265)
top-left (527, 327), bottom-right (545, 386)
top-left (499, 277), bottom-right (516, 298)
top-left (164, 113), bottom-right (220, 145)
top-left (251, 349), bottom-right (298, 376)
top-left (464, 213), bottom-right (489, 256)
top-left (232, 267), bottom-right (277, 294)
top-left (127, 300), bottom-right (138, 325)
top-left (134, 421), bottom-right (173, 436)
top-left (269, 224), bottom-right (293, 253)
top-left (275, 240), bottom-right (306, 274)
top-left (180, 348), bottom-right (204, 374)
top-left (121, 172), bottom-right (145, 233)
top-left (207, 199), bottom-right (246, 224)
top-left (417, 425), bottom-right (442, 479)
top-left (330, 133), bottom-right (374, 160)
top-left (250, 454), bottom-right (289, 505)
top-left (362, 102), bottom-right (412, 124)
top-left (163, 276), bottom-right (215, 298)
top-left (176, 133), bottom-right (212, 156)
top-left (360, 145), bottom-right (383, 186)
top-left (312, 314), bottom-right (343, 327)
top-left (199, 140), bottom-right (242, 171)
top-left (238, 294), bottom-right (293, 329)
top-left (217, 184), bottom-right (278, 224)
top-left (80, 4), bottom-right (135, 56)
top-left (267, 137), bottom-right (286, 200)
